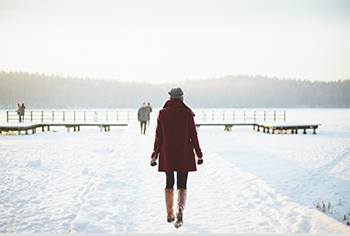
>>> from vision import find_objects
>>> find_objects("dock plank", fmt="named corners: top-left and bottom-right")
top-left (0, 122), bottom-right (128, 135)
top-left (195, 122), bottom-right (321, 134)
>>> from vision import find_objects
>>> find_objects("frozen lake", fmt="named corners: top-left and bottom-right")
top-left (0, 108), bottom-right (349, 233)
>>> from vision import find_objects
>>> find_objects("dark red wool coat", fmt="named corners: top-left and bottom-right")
top-left (151, 99), bottom-right (203, 172)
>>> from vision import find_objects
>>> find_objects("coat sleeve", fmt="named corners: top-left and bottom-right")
top-left (188, 112), bottom-right (203, 158)
top-left (151, 112), bottom-right (163, 159)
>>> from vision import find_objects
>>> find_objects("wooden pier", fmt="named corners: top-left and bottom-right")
top-left (6, 110), bottom-right (132, 123)
top-left (0, 122), bottom-right (128, 135)
top-left (6, 110), bottom-right (286, 123)
top-left (2, 109), bottom-right (320, 135)
top-left (254, 123), bottom-right (321, 134)
top-left (196, 122), bottom-right (321, 134)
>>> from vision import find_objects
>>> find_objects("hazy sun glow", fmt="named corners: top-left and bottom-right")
top-left (0, 0), bottom-right (349, 83)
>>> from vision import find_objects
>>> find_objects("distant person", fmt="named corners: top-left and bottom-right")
top-left (94, 111), bottom-right (98, 122)
top-left (202, 111), bottom-right (207, 122)
top-left (146, 102), bottom-right (153, 126)
top-left (16, 103), bottom-right (21, 122)
top-left (150, 87), bottom-right (203, 229)
top-left (138, 102), bottom-right (150, 135)
top-left (19, 103), bottom-right (26, 122)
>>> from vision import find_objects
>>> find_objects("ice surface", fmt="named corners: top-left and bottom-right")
top-left (0, 109), bottom-right (349, 233)
top-left (26, 160), bottom-right (41, 167)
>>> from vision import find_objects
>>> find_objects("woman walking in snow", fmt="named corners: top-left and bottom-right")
top-left (150, 87), bottom-right (203, 229)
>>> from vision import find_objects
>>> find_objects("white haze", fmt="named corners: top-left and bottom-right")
top-left (0, 0), bottom-right (349, 83)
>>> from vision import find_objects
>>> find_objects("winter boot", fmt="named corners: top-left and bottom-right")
top-left (174, 189), bottom-right (187, 228)
top-left (165, 189), bottom-right (175, 222)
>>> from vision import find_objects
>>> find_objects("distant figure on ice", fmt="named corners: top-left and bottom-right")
top-left (138, 102), bottom-right (150, 135)
top-left (16, 103), bottom-right (21, 122)
top-left (202, 111), bottom-right (207, 122)
top-left (150, 87), bottom-right (203, 229)
top-left (94, 111), bottom-right (98, 122)
top-left (146, 102), bottom-right (152, 126)
top-left (19, 103), bottom-right (26, 122)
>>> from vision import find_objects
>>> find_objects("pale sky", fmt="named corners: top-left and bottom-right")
top-left (0, 0), bottom-right (349, 83)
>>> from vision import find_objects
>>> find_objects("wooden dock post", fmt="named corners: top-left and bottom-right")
top-left (6, 111), bottom-right (9, 122)
top-left (254, 111), bottom-right (256, 122)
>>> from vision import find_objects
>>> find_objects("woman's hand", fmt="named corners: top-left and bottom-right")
top-left (150, 156), bottom-right (157, 167)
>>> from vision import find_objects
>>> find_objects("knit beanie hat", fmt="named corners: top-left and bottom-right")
top-left (168, 87), bottom-right (184, 100)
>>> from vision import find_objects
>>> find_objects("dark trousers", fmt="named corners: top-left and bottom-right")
top-left (140, 121), bottom-right (147, 134)
top-left (165, 172), bottom-right (188, 190)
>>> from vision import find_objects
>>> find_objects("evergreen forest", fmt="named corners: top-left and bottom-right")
top-left (1, 71), bottom-right (349, 109)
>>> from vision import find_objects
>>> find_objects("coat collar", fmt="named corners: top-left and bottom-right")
top-left (162, 99), bottom-right (195, 116)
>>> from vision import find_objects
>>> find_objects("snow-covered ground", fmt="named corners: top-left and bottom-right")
top-left (0, 109), bottom-right (349, 233)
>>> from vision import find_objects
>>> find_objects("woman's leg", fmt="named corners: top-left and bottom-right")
top-left (164, 172), bottom-right (175, 222)
top-left (165, 172), bottom-right (175, 189)
top-left (176, 172), bottom-right (188, 190)
top-left (174, 172), bottom-right (188, 228)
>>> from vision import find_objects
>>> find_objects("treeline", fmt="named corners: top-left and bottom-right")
top-left (0, 71), bottom-right (349, 109)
